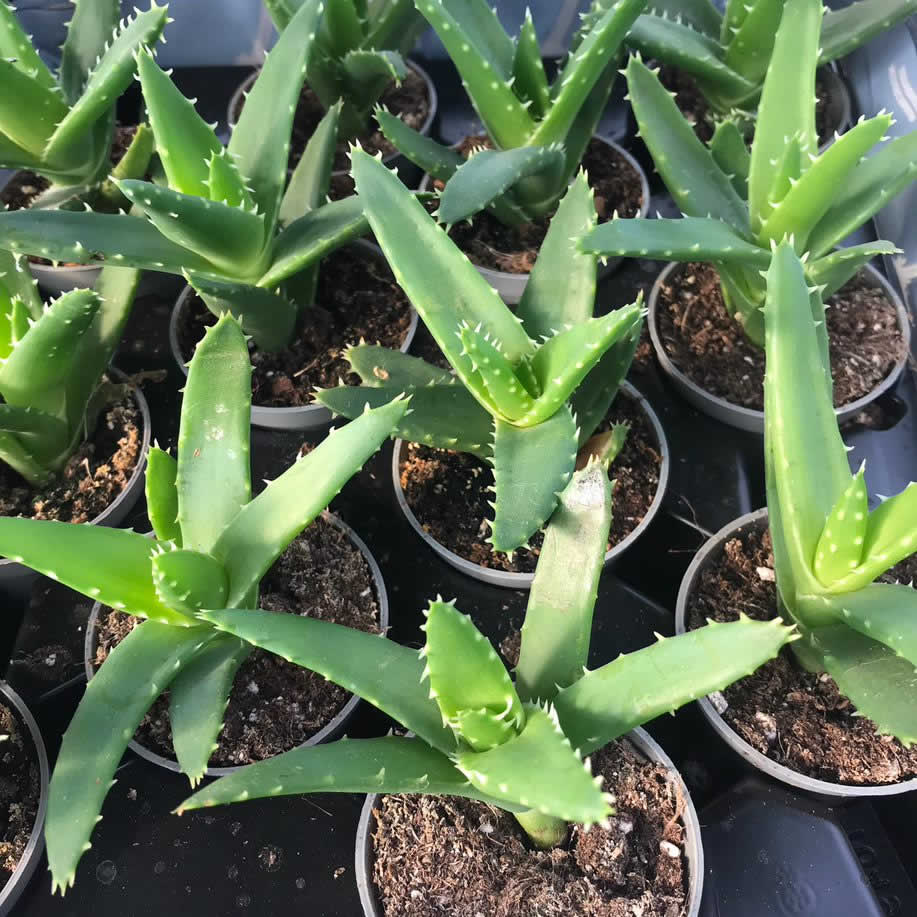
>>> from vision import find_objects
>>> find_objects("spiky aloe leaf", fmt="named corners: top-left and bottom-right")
top-left (196, 607), bottom-right (455, 752)
top-left (0, 250), bottom-right (41, 322)
top-left (213, 398), bottom-right (409, 607)
top-left (375, 108), bottom-right (464, 182)
top-left (513, 9), bottom-right (550, 119)
top-left (709, 120), bottom-right (749, 198)
top-left (459, 324), bottom-right (535, 421)
top-left (151, 549), bottom-right (229, 616)
top-left (146, 447), bottom-right (181, 545)
top-left (228, 0), bottom-right (324, 235)
top-left (176, 316), bottom-right (252, 555)
top-left (721, 0), bottom-right (751, 41)
top-left (0, 297), bottom-right (31, 361)
top-left (279, 103), bottom-right (340, 228)
top-left (345, 345), bottom-right (454, 388)
top-left (806, 242), bottom-right (900, 299)
top-left (366, 0), bottom-right (428, 53)
top-left (47, 622), bottom-right (215, 893)
top-left (0, 405), bottom-right (67, 461)
top-left (820, 0), bottom-right (917, 63)
top-left (645, 0), bottom-right (722, 36)
top-left (625, 56), bottom-right (749, 234)
top-left (490, 406), bottom-right (577, 553)
top-left (324, 0), bottom-right (363, 57)
top-left (0, 432), bottom-right (46, 487)
top-left (767, 136), bottom-right (803, 207)
top-left (0, 59), bottom-right (68, 157)
top-left (723, 0), bottom-right (783, 85)
top-left (440, 0), bottom-right (515, 77)
top-left (263, 0), bottom-right (298, 30)
top-left (813, 465), bottom-right (868, 587)
top-left (0, 131), bottom-right (44, 173)
top-left (516, 463), bottom-right (612, 702)
top-left (556, 616), bottom-right (795, 755)
top-left (176, 736), bottom-right (501, 812)
top-left (58, 0), bottom-right (120, 103)
top-left (341, 49), bottom-right (408, 106)
top-left (204, 148), bottom-right (252, 212)
top-left (0, 1), bottom-right (58, 91)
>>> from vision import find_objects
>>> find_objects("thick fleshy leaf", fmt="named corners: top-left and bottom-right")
top-left (58, 0), bottom-right (119, 102)
top-left (205, 147), bottom-right (254, 210)
top-left (0, 1), bottom-right (58, 92)
top-left (814, 465), bottom-right (868, 587)
top-left (709, 120), bottom-right (749, 199)
top-left (0, 59), bottom-right (68, 157)
top-left (375, 107), bottom-right (464, 182)
top-left (513, 9), bottom-right (550, 119)
top-left (152, 548), bottom-right (229, 615)
top-left (820, 0), bottom-right (917, 63)
top-left (806, 242), bottom-right (899, 299)
top-left (459, 324), bottom-right (535, 421)
top-left (723, 0), bottom-right (783, 85)
top-left (145, 446), bottom-right (181, 545)
top-left (341, 49), bottom-right (408, 106)
top-left (346, 345), bottom-right (454, 388)
top-left (440, 0), bottom-right (515, 78)
top-left (644, 0), bottom-right (722, 37)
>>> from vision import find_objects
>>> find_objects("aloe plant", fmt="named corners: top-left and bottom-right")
top-left (764, 241), bottom-right (917, 745)
top-left (0, 312), bottom-right (408, 891)
top-left (176, 457), bottom-right (794, 850)
top-left (0, 252), bottom-right (141, 487)
top-left (0, 0), bottom-right (398, 353)
top-left (318, 149), bottom-right (644, 553)
top-left (263, 0), bottom-right (427, 139)
top-left (581, 0), bottom-right (917, 347)
top-left (0, 0), bottom-right (167, 208)
top-left (372, 0), bottom-right (647, 226)
top-left (624, 0), bottom-right (917, 121)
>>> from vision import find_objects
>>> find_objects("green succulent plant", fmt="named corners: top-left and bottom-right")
top-left (0, 312), bottom-right (408, 892)
top-left (263, 0), bottom-right (427, 139)
top-left (372, 0), bottom-right (647, 226)
top-left (0, 252), bottom-right (140, 486)
top-left (175, 458), bottom-right (794, 849)
top-left (0, 0), bottom-right (166, 208)
top-left (318, 149), bottom-right (644, 553)
top-left (624, 0), bottom-right (917, 121)
top-left (0, 0), bottom-right (404, 353)
top-left (580, 0), bottom-right (917, 347)
top-left (763, 241), bottom-right (917, 744)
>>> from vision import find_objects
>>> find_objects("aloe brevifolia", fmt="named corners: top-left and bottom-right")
top-left (0, 252), bottom-right (140, 486)
top-left (0, 313), bottom-right (407, 891)
top-left (319, 150), bottom-right (643, 553)
top-left (373, 0), bottom-right (647, 226)
top-left (624, 0), bottom-right (917, 120)
top-left (581, 0), bottom-right (917, 347)
top-left (175, 457), bottom-right (794, 851)
top-left (263, 0), bottom-right (426, 139)
top-left (0, 0), bottom-right (167, 208)
top-left (763, 242), bottom-right (917, 744)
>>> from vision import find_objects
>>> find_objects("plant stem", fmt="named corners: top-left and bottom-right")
top-left (514, 809), bottom-right (568, 849)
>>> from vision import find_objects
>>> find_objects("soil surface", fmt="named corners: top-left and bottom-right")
top-left (0, 389), bottom-right (142, 523)
top-left (657, 66), bottom-right (839, 146)
top-left (372, 738), bottom-right (688, 917)
top-left (399, 392), bottom-right (662, 574)
top-left (0, 699), bottom-right (41, 889)
top-left (92, 515), bottom-right (381, 767)
top-left (687, 526), bottom-right (917, 785)
top-left (434, 136), bottom-right (644, 275)
top-left (176, 247), bottom-right (413, 408)
top-left (655, 263), bottom-right (905, 411)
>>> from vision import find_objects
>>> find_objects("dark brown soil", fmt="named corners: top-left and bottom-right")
top-left (372, 738), bottom-right (688, 917)
top-left (399, 392), bottom-right (662, 574)
top-left (655, 263), bottom-right (905, 411)
top-left (657, 66), bottom-right (839, 146)
top-left (0, 699), bottom-right (41, 889)
top-left (0, 389), bottom-right (142, 523)
top-left (91, 514), bottom-right (381, 767)
top-left (434, 137), bottom-right (644, 275)
top-left (687, 525), bottom-right (917, 785)
top-left (176, 247), bottom-right (413, 408)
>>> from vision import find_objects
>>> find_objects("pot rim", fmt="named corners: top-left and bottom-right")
top-left (226, 57), bottom-right (438, 176)
top-left (354, 726), bottom-right (704, 917)
top-left (167, 240), bottom-right (418, 430)
top-left (391, 380), bottom-right (670, 589)
top-left (0, 370), bottom-right (151, 572)
top-left (0, 681), bottom-right (50, 917)
top-left (675, 507), bottom-right (917, 798)
top-left (646, 260), bottom-right (912, 435)
top-left (82, 511), bottom-right (389, 778)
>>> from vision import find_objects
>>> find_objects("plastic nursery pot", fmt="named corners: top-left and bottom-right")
top-left (168, 241), bottom-right (418, 431)
top-left (392, 381), bottom-right (670, 589)
top-left (418, 136), bottom-right (651, 305)
top-left (354, 726), bottom-right (704, 917)
top-left (675, 508), bottom-right (917, 800)
top-left (0, 682), bottom-right (49, 917)
top-left (227, 59), bottom-right (438, 191)
top-left (0, 372), bottom-right (151, 599)
top-left (646, 261), bottom-right (911, 434)
top-left (83, 513), bottom-right (388, 778)
top-left (817, 65), bottom-right (853, 152)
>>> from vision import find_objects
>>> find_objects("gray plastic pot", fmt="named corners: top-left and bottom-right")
top-left (169, 242), bottom-right (418, 431)
top-left (227, 59), bottom-right (437, 191)
top-left (647, 261), bottom-right (911, 434)
top-left (392, 381), bottom-right (670, 589)
top-left (83, 512), bottom-right (387, 778)
top-left (675, 508), bottom-right (917, 799)
top-left (418, 136), bottom-right (651, 304)
top-left (0, 682), bottom-right (49, 917)
top-left (0, 375), bottom-right (151, 598)
top-left (354, 726), bottom-right (704, 917)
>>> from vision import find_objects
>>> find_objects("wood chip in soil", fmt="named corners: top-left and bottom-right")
top-left (433, 136), bottom-right (644, 275)
top-left (655, 262), bottom-right (905, 411)
top-left (687, 526), bottom-right (917, 785)
top-left (176, 247), bottom-right (412, 408)
top-left (371, 738), bottom-right (688, 917)
top-left (0, 699), bottom-right (41, 889)
top-left (399, 392), bottom-right (662, 574)
top-left (0, 389), bottom-right (142, 523)
top-left (91, 515), bottom-right (380, 767)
